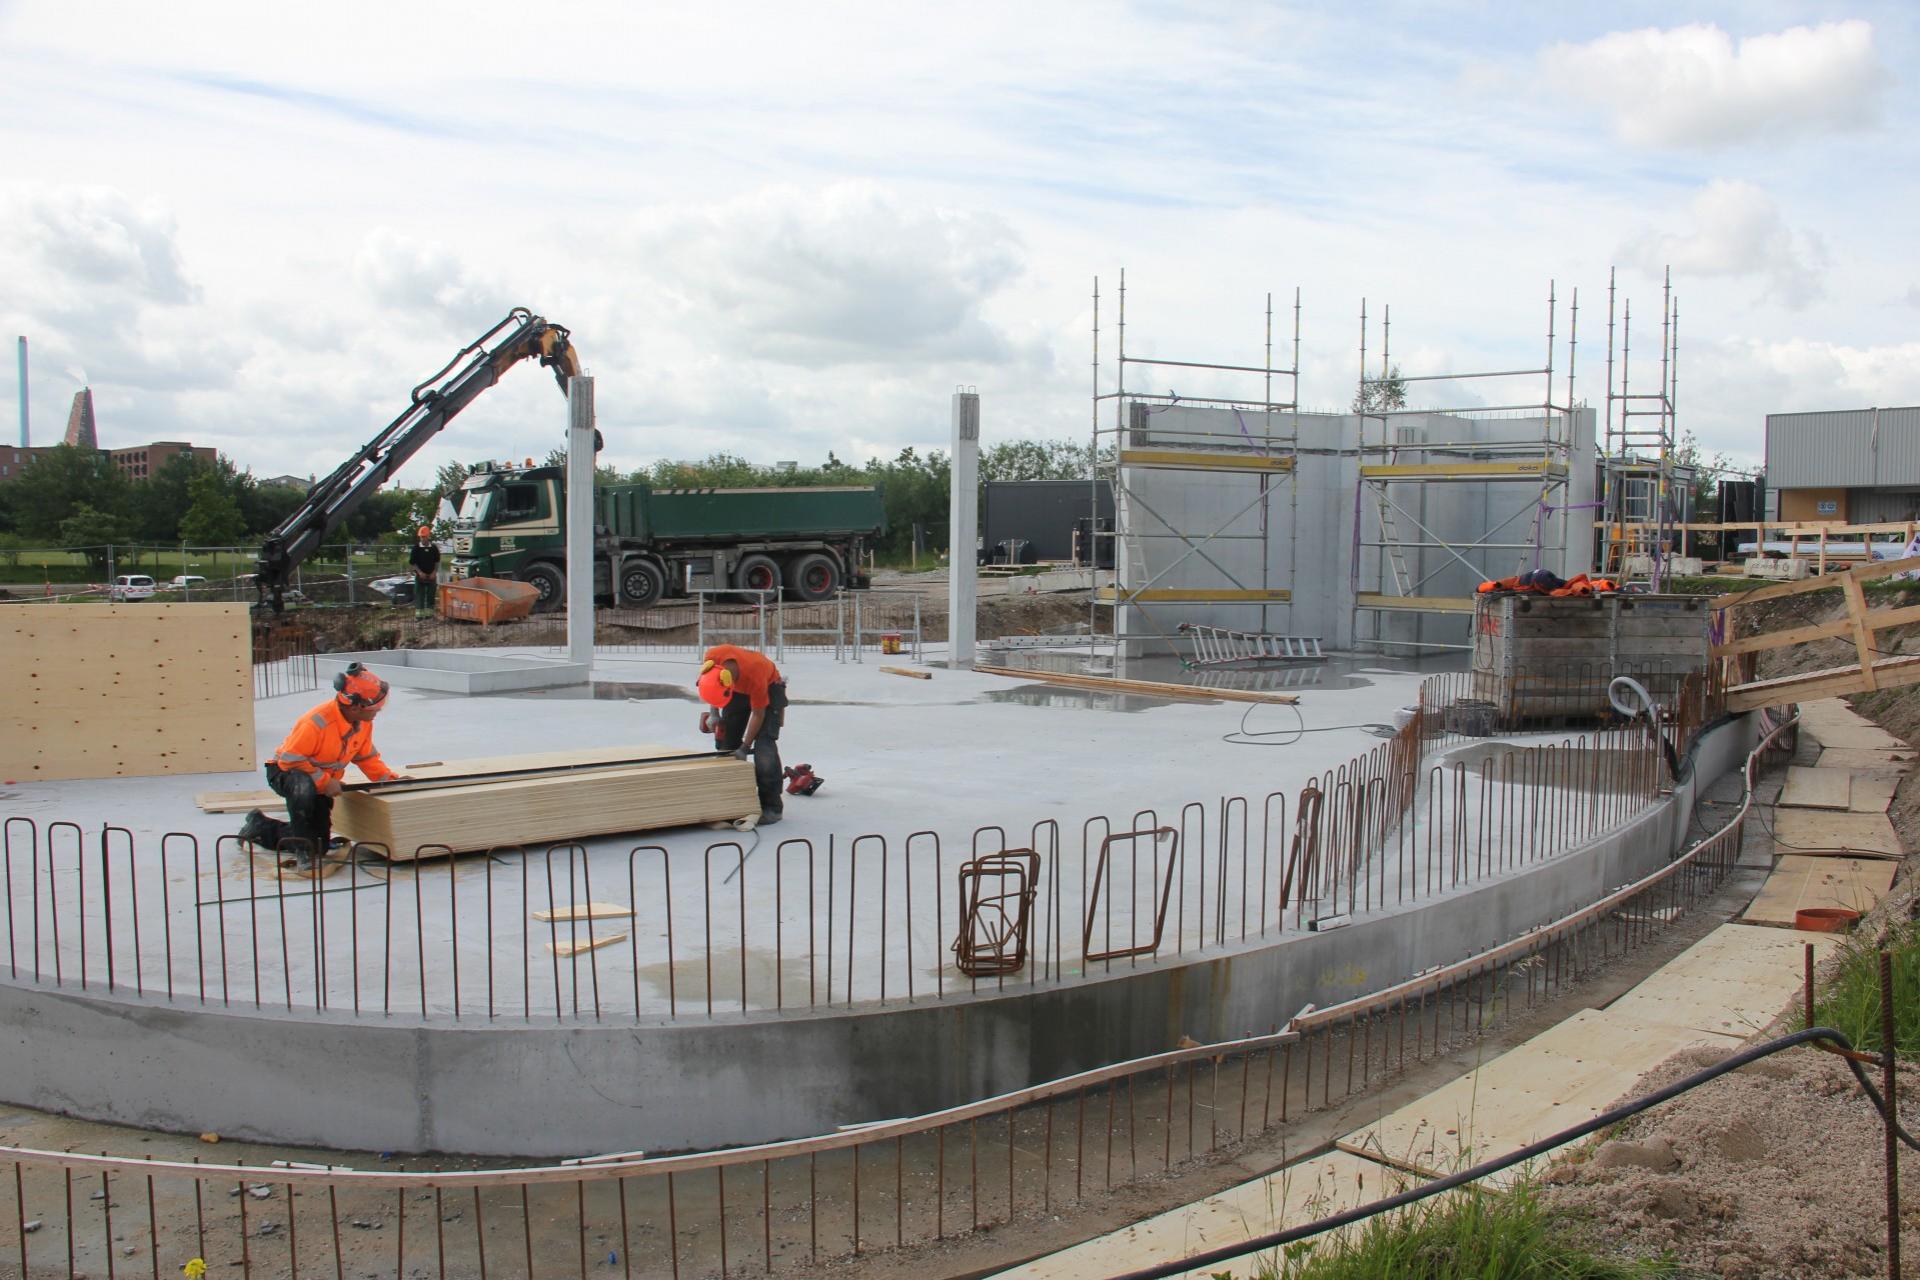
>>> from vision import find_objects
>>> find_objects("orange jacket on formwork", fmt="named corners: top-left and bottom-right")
top-left (700, 645), bottom-right (782, 710)
top-left (271, 699), bottom-right (395, 784)
top-left (1546, 574), bottom-right (1622, 597)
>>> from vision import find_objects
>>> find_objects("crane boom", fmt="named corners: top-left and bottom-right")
top-left (254, 308), bottom-right (579, 612)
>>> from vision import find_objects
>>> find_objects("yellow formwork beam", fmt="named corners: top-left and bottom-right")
top-left (1359, 460), bottom-right (1564, 479)
top-left (1119, 448), bottom-right (1295, 473)
top-left (1353, 593), bottom-right (1477, 614)
top-left (1096, 587), bottom-right (1293, 604)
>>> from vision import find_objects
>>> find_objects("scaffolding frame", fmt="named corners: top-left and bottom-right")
top-left (1601, 266), bottom-right (1682, 585)
top-left (1351, 284), bottom-right (1580, 650)
top-left (1089, 271), bottom-right (1303, 665)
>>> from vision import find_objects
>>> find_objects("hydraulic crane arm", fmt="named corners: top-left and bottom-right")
top-left (254, 308), bottom-right (579, 611)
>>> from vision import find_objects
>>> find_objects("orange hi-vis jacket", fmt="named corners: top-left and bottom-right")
top-left (272, 699), bottom-right (395, 785)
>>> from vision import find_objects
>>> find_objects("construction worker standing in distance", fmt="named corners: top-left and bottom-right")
top-left (239, 663), bottom-right (407, 866)
top-left (696, 644), bottom-right (788, 825)
top-left (410, 525), bottom-right (441, 618)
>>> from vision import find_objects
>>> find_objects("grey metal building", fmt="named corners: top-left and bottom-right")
top-left (1766, 407), bottom-right (1920, 523)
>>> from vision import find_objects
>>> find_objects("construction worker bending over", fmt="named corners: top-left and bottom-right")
top-left (696, 644), bottom-right (788, 825)
top-left (239, 663), bottom-right (406, 866)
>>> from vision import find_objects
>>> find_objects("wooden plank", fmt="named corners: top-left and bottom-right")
top-left (1710, 554), bottom-right (1920, 610)
top-left (1713, 602), bottom-right (1920, 658)
top-left (334, 757), bottom-right (761, 858)
top-left (1354, 593), bottom-right (1477, 614)
top-left (1726, 653), bottom-right (1920, 712)
top-left (1359, 460), bottom-right (1563, 479)
top-left (1118, 447), bottom-right (1294, 473)
top-left (1851, 773), bottom-right (1899, 814)
top-left (2, 603), bottom-right (253, 781)
top-left (973, 664), bottom-right (1298, 705)
top-left (1605, 924), bottom-right (1840, 1039)
top-left (1744, 855), bottom-right (1897, 926)
top-left (1772, 809), bottom-right (1904, 859)
top-left (546, 932), bottom-right (626, 958)
top-left (1336, 1008), bottom-right (1730, 1183)
top-left (532, 903), bottom-right (633, 922)
top-left (1841, 575), bottom-right (1878, 690)
top-left (878, 666), bottom-right (931, 679)
top-left (1817, 747), bottom-right (1915, 775)
top-left (998, 1149), bottom-right (1429, 1279)
top-left (1779, 766), bottom-right (1852, 811)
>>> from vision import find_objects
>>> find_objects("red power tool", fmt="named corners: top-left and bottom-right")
top-left (783, 764), bottom-right (824, 796)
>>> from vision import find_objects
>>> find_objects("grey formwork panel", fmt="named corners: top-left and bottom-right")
top-left (1469, 594), bottom-right (1710, 722)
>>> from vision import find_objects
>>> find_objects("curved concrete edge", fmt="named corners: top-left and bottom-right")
top-left (0, 716), bottom-right (1758, 1157)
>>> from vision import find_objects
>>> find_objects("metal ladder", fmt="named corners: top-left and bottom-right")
top-left (1178, 623), bottom-right (1326, 666)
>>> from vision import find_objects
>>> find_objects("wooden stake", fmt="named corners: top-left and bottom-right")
top-left (879, 666), bottom-right (932, 680)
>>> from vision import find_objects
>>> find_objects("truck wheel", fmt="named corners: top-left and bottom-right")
top-left (734, 554), bottom-right (782, 599)
top-left (619, 559), bottom-right (664, 608)
top-left (521, 562), bottom-right (565, 612)
top-left (787, 552), bottom-right (840, 602)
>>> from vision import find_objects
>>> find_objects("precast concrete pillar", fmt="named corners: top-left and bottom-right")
top-left (949, 388), bottom-right (980, 668)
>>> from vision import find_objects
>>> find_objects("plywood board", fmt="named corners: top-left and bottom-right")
top-left (1795, 699), bottom-right (1910, 751)
top-left (1605, 924), bottom-right (1837, 1039)
top-left (547, 932), bottom-right (626, 958)
top-left (197, 744), bottom-right (691, 813)
top-left (1337, 1008), bottom-right (1729, 1182)
top-left (1817, 747), bottom-right (1915, 776)
top-left (334, 756), bottom-right (760, 858)
top-left (1744, 855), bottom-right (1897, 926)
top-left (1851, 773), bottom-right (1899, 814)
top-left (532, 903), bottom-right (633, 922)
top-left (1779, 766), bottom-right (1851, 811)
top-left (998, 1149), bottom-right (1430, 1280)
top-left (1772, 809), bottom-right (1903, 858)
top-left (3, 603), bottom-right (253, 781)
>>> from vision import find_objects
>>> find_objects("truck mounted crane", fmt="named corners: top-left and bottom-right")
top-left (252, 308), bottom-right (579, 613)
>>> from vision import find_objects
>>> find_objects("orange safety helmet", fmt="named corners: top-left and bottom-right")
top-left (417, 526), bottom-right (432, 539)
top-left (696, 660), bottom-right (734, 708)
top-left (334, 662), bottom-right (390, 709)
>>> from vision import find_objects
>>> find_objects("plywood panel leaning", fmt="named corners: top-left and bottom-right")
top-left (2, 603), bottom-right (253, 781)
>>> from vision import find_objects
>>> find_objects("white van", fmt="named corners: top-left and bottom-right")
top-left (109, 574), bottom-right (157, 601)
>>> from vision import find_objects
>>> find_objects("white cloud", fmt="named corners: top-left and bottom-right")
top-left (1543, 21), bottom-right (1884, 148)
top-left (353, 229), bottom-right (512, 331)
top-left (630, 183), bottom-right (1032, 368)
top-left (1620, 180), bottom-right (1826, 309)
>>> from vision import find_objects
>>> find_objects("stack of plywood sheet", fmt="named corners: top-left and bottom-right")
top-left (3, 603), bottom-right (252, 781)
top-left (326, 745), bottom-right (759, 859)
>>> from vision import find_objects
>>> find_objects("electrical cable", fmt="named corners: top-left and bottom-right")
top-left (1100, 1025), bottom-right (1919, 1280)
top-left (1220, 700), bottom-right (1397, 748)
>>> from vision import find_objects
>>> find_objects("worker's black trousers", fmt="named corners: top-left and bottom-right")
top-left (259, 764), bottom-right (334, 855)
top-left (717, 682), bottom-right (787, 816)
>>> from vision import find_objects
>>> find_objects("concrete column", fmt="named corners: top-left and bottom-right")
top-left (566, 375), bottom-right (596, 669)
top-left (948, 388), bottom-right (980, 668)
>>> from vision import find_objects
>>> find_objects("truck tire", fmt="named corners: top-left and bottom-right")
top-left (734, 553), bottom-right (782, 599)
top-left (786, 552), bottom-right (840, 602)
top-left (521, 562), bottom-right (565, 612)
top-left (619, 559), bottom-right (665, 608)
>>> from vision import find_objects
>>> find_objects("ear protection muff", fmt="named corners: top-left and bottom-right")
top-left (334, 661), bottom-right (390, 708)
top-left (697, 659), bottom-right (734, 689)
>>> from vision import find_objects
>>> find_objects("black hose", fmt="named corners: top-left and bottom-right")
top-left (1099, 1026), bottom-right (1914, 1280)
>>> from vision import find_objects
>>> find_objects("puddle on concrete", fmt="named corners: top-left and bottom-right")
top-left (502, 681), bottom-right (698, 702)
top-left (984, 687), bottom-right (1178, 712)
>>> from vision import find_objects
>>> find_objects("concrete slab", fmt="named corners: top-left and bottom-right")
top-left (1772, 809), bottom-right (1903, 858)
top-left (316, 649), bottom-right (591, 694)
top-left (994, 1148), bottom-right (1426, 1280)
top-left (1779, 765), bottom-right (1850, 810)
top-left (1335, 1008), bottom-right (1731, 1183)
top-left (1744, 855), bottom-right (1898, 926)
top-left (1605, 923), bottom-right (1838, 1039)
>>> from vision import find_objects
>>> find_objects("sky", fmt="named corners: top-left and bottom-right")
top-left (0, 1), bottom-right (1914, 483)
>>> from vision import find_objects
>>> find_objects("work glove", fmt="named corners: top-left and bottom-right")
top-left (733, 745), bottom-right (751, 761)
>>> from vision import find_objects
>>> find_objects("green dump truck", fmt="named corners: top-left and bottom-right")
top-left (448, 463), bottom-right (885, 610)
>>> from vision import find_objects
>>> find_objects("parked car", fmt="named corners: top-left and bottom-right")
top-left (368, 575), bottom-right (418, 606)
top-left (108, 574), bottom-right (157, 601)
top-left (162, 574), bottom-right (210, 592)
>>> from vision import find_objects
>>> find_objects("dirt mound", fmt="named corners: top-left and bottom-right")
top-left (1541, 1046), bottom-right (1920, 1278)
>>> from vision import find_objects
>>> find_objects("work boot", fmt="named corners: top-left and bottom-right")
top-left (759, 809), bottom-right (783, 826)
top-left (237, 810), bottom-right (276, 848)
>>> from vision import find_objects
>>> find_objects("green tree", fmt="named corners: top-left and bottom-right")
top-left (57, 504), bottom-right (130, 573)
top-left (179, 469), bottom-right (248, 546)
top-left (9, 444), bottom-right (127, 541)
top-left (1353, 364), bottom-right (1408, 415)
top-left (240, 481), bottom-right (307, 538)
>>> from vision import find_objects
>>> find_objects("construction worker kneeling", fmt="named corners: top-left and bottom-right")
top-left (696, 645), bottom-right (789, 826)
top-left (238, 663), bottom-right (409, 868)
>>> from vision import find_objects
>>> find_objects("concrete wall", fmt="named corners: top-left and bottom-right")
top-left (0, 717), bottom-right (1753, 1157)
